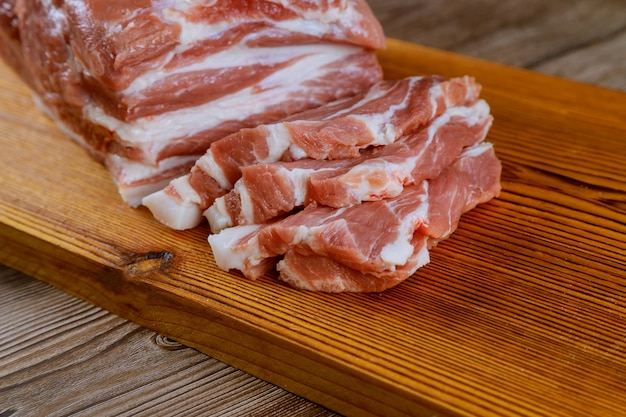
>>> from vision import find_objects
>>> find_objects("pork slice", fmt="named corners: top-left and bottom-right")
top-left (275, 142), bottom-right (503, 292)
top-left (284, 75), bottom-right (481, 160)
top-left (146, 75), bottom-right (482, 230)
top-left (205, 100), bottom-right (492, 232)
top-left (310, 100), bottom-right (493, 207)
top-left (276, 234), bottom-right (430, 293)
top-left (207, 141), bottom-right (501, 286)
top-left (422, 142), bottom-right (503, 240)
top-left (204, 155), bottom-right (371, 233)
top-left (210, 180), bottom-right (429, 279)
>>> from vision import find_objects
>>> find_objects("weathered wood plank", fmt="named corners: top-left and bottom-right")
top-left (0, 269), bottom-right (336, 417)
top-left (367, 0), bottom-right (626, 91)
top-left (533, 29), bottom-right (626, 91)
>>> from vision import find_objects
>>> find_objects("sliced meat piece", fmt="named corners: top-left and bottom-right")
top-left (206, 100), bottom-right (492, 231)
top-left (208, 182), bottom-right (430, 280)
top-left (205, 155), bottom-right (369, 233)
top-left (309, 100), bottom-right (493, 207)
top-left (422, 142), bottom-right (502, 240)
top-left (282, 75), bottom-right (481, 160)
top-left (276, 234), bottom-right (430, 293)
top-left (145, 75), bottom-right (482, 229)
top-left (207, 141), bottom-right (501, 291)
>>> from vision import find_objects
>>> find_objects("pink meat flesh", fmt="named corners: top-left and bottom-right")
top-left (276, 234), bottom-right (430, 293)
top-left (206, 99), bottom-right (492, 231)
top-left (208, 141), bottom-right (501, 291)
top-left (145, 75), bottom-right (482, 229)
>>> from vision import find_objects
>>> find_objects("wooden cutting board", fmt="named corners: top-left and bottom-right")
top-left (2, 38), bottom-right (625, 417)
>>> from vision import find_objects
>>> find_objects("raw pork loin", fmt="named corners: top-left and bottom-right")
top-left (208, 142), bottom-right (502, 292)
top-left (144, 75), bottom-right (482, 230)
top-left (0, 1), bottom-right (503, 293)
top-left (0, 0), bottom-right (385, 205)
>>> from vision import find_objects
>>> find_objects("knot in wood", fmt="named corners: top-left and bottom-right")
top-left (125, 251), bottom-right (174, 275)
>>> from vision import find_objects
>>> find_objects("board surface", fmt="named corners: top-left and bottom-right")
top-left (2, 38), bottom-right (626, 417)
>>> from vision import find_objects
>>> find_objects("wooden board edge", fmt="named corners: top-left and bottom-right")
top-left (0, 221), bottom-right (451, 417)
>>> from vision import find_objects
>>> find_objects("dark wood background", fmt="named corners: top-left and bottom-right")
top-left (370, 0), bottom-right (625, 91)
top-left (1, 1), bottom-right (624, 416)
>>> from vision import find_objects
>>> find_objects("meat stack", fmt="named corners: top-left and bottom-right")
top-left (0, 1), bottom-right (501, 292)
top-left (197, 76), bottom-right (502, 292)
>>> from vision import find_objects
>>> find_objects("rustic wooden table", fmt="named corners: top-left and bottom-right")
top-left (1, 1), bottom-right (624, 416)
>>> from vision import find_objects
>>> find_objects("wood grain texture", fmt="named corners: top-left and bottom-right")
top-left (368, 0), bottom-right (626, 91)
top-left (0, 269), bottom-right (335, 417)
top-left (2, 36), bottom-right (626, 416)
top-left (2, 1), bottom-right (626, 416)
